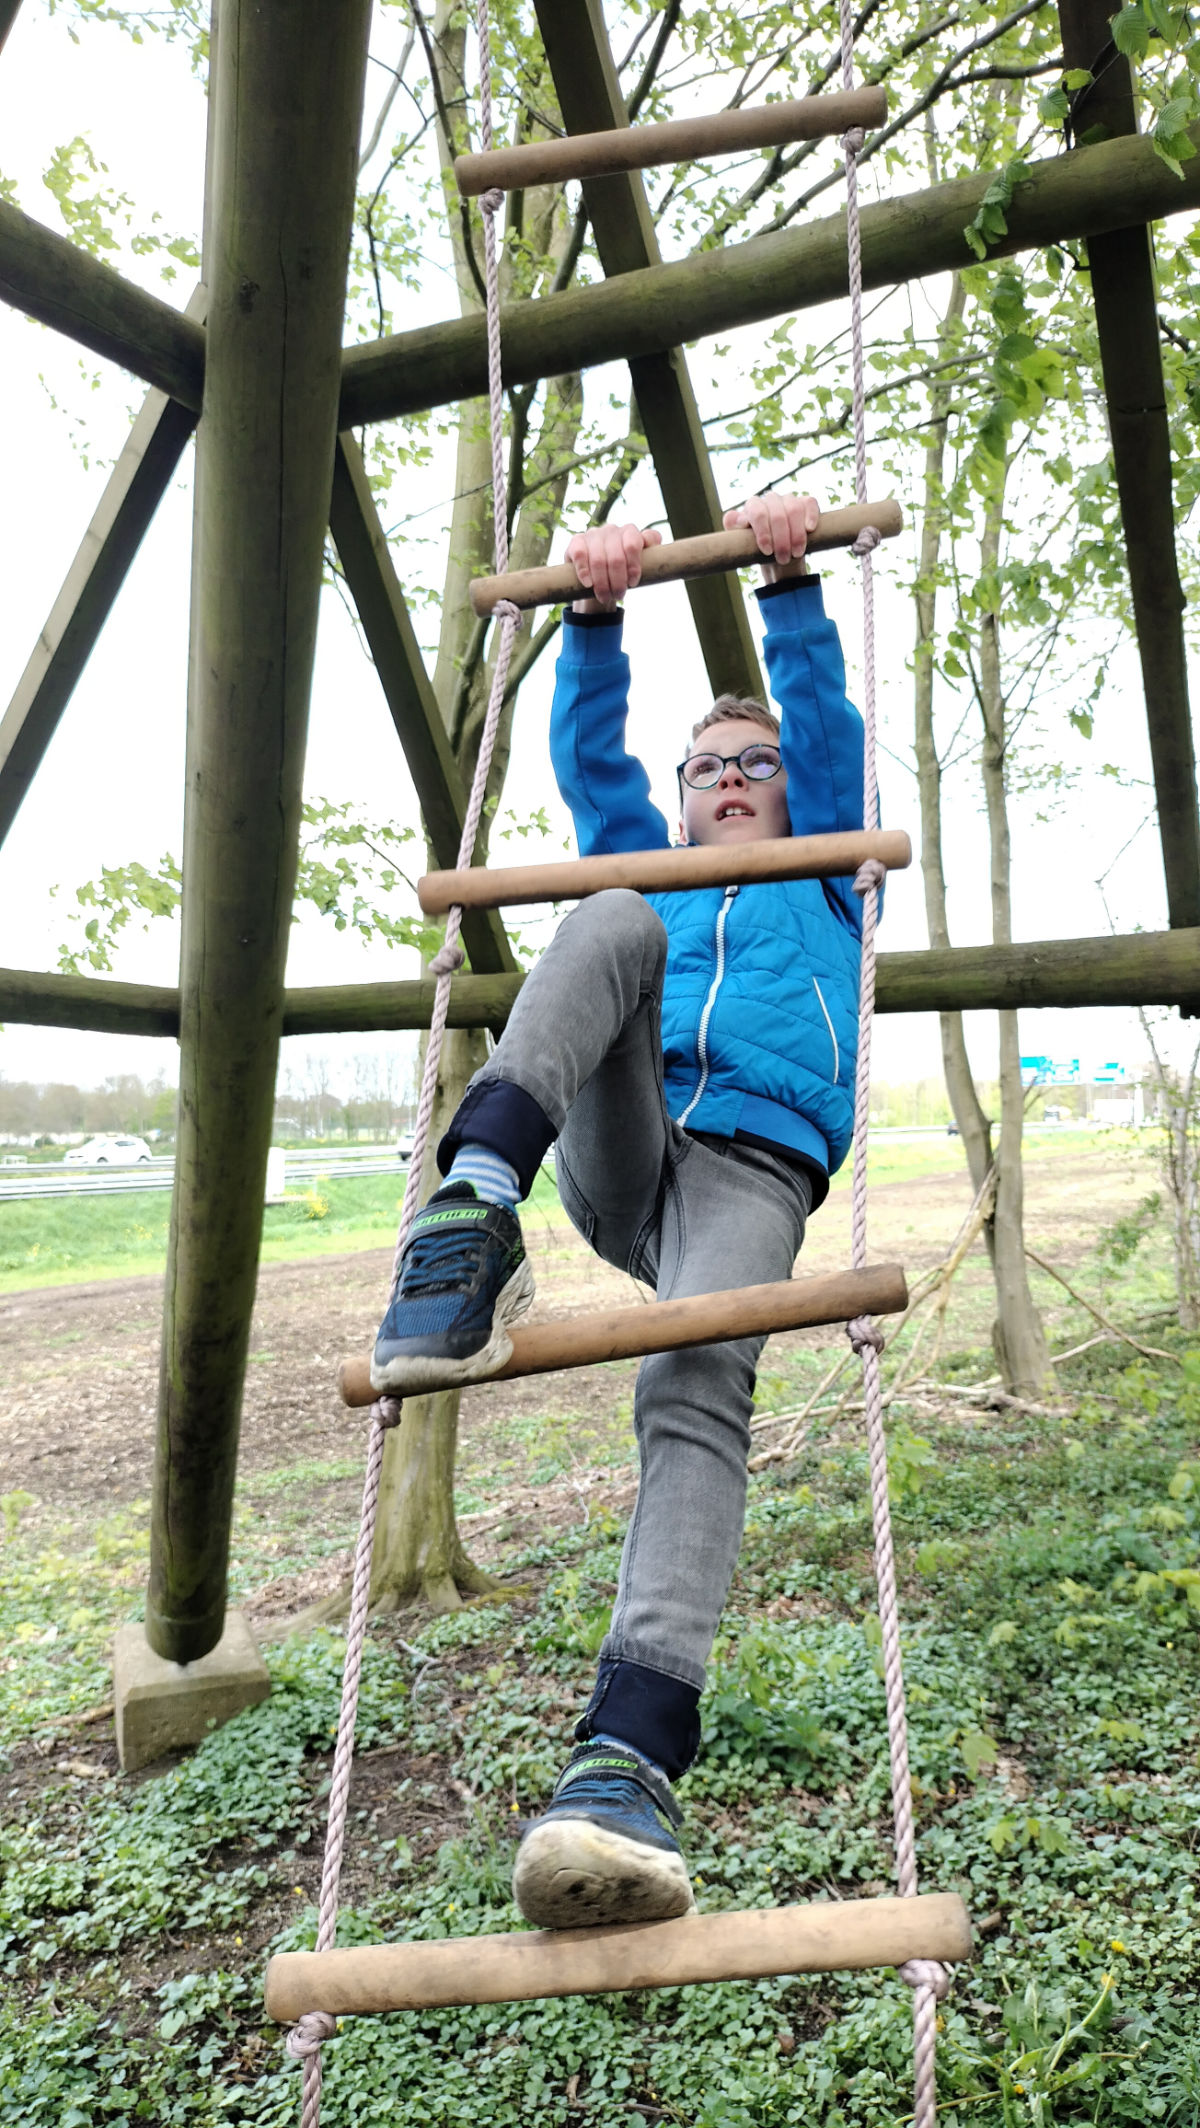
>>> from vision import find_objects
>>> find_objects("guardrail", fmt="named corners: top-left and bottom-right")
top-left (0, 1145), bottom-right (410, 1203)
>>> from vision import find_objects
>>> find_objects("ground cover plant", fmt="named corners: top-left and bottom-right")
top-left (2, 1168), bottom-right (1199, 2127)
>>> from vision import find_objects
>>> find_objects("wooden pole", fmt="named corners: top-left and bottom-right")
top-left (338, 1263), bottom-right (909, 1407)
top-left (3, 928), bottom-right (1198, 1045)
top-left (1058, 0), bottom-right (1199, 932)
top-left (0, 196), bottom-right (204, 407)
top-left (0, 291), bottom-right (204, 853)
top-left (266, 1892), bottom-right (972, 2018)
top-left (454, 88), bottom-right (888, 195)
top-left (419, 830), bottom-right (912, 914)
top-left (338, 127), bottom-right (1200, 429)
top-left (328, 434), bottom-right (516, 982)
top-left (470, 504), bottom-right (902, 615)
top-left (146, 0), bottom-right (372, 1667)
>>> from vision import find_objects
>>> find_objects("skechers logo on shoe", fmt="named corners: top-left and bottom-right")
top-left (417, 1206), bottom-right (491, 1226)
top-left (559, 1754), bottom-right (639, 1787)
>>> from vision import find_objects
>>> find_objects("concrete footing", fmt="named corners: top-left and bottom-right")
top-left (114, 1610), bottom-right (271, 1772)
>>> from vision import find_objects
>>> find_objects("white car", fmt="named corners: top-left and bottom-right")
top-left (64, 1135), bottom-right (153, 1166)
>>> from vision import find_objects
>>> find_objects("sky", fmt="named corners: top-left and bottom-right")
top-left (0, 2), bottom-right (1195, 1107)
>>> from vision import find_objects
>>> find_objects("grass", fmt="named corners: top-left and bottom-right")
top-left (2, 1312), bottom-right (1199, 2125)
top-left (0, 1128), bottom-right (1149, 1293)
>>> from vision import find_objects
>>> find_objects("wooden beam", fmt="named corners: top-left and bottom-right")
top-left (470, 505), bottom-right (902, 614)
top-left (328, 435), bottom-right (515, 977)
top-left (338, 127), bottom-right (1200, 429)
top-left (266, 1892), bottom-right (973, 2019)
top-left (146, 0), bottom-right (372, 1668)
top-left (419, 831), bottom-right (911, 914)
top-left (341, 1263), bottom-right (910, 1406)
top-left (0, 291), bottom-right (205, 853)
top-left (3, 928), bottom-right (1196, 1046)
top-left (0, 0), bottom-right (24, 59)
top-left (1058, 0), bottom-right (1199, 930)
top-left (0, 966), bottom-right (180, 1037)
top-left (531, 0), bottom-right (761, 698)
top-left (0, 197), bottom-right (203, 407)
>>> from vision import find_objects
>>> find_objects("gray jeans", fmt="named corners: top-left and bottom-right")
top-left (464, 889), bottom-right (812, 1692)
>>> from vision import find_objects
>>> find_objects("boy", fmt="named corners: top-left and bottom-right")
top-left (372, 491), bottom-right (867, 1930)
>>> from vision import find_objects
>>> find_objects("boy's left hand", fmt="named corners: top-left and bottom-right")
top-left (723, 493), bottom-right (821, 582)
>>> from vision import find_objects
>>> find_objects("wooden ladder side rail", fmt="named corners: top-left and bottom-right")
top-left (469, 502), bottom-right (902, 615)
top-left (266, 1892), bottom-right (972, 2019)
top-left (454, 88), bottom-right (888, 197)
top-left (339, 1263), bottom-right (908, 1407)
top-left (418, 829), bottom-right (911, 915)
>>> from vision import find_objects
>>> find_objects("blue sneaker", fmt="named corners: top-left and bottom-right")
top-left (370, 1181), bottom-right (535, 1395)
top-left (513, 1742), bottom-right (695, 1930)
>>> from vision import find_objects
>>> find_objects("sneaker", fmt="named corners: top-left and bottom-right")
top-left (513, 1741), bottom-right (695, 1931)
top-left (370, 1181), bottom-right (535, 1394)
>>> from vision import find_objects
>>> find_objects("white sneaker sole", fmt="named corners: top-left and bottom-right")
top-left (369, 1255), bottom-right (536, 1395)
top-left (513, 1815), bottom-right (696, 1931)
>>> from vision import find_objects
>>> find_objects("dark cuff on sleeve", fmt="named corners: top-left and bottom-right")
top-left (563, 607), bottom-right (625, 629)
top-left (754, 573), bottom-right (823, 603)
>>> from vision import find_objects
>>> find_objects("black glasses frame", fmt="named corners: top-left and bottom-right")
top-left (676, 744), bottom-right (784, 792)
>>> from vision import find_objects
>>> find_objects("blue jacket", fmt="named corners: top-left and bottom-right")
top-left (549, 576), bottom-right (868, 1195)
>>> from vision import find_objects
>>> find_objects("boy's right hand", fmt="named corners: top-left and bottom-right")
top-left (565, 523), bottom-right (664, 613)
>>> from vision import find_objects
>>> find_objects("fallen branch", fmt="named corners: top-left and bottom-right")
top-left (1024, 1247), bottom-right (1176, 1363)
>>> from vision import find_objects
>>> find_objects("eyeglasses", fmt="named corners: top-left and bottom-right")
top-left (677, 744), bottom-right (783, 791)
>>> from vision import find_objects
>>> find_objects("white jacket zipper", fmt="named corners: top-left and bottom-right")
top-left (678, 885), bottom-right (738, 1126)
top-left (812, 975), bottom-right (839, 1084)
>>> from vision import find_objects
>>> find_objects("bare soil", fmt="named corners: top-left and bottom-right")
top-left (0, 1144), bottom-right (1146, 1532)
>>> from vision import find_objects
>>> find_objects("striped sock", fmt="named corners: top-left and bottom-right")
top-left (445, 1142), bottom-right (521, 1211)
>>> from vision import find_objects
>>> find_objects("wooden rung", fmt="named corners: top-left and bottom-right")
top-left (265, 1892), bottom-right (971, 2019)
top-left (339, 1263), bottom-right (908, 1407)
top-left (454, 88), bottom-right (889, 197)
top-left (469, 502), bottom-right (902, 615)
top-left (419, 829), bottom-right (910, 915)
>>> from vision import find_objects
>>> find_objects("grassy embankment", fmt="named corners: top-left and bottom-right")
top-left (0, 1128), bottom-right (1144, 1294)
top-left (1, 1318), bottom-right (1198, 2124)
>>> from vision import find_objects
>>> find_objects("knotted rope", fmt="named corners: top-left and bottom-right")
top-left (291, 6), bottom-right (518, 2117)
top-left (838, 5), bottom-right (948, 2120)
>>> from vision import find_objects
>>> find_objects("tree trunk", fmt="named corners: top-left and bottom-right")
top-left (911, 272), bottom-right (996, 1214)
top-left (366, 17), bottom-right (584, 1609)
top-left (976, 473), bottom-right (1049, 1395)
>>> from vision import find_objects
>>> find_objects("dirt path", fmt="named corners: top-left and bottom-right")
top-left (0, 1145), bottom-right (1147, 1518)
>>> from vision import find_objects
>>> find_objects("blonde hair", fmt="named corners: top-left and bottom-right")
top-left (689, 693), bottom-right (780, 747)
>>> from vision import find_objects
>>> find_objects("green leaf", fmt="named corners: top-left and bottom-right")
top-left (1111, 4), bottom-right (1150, 58)
top-left (1063, 68), bottom-right (1094, 90)
top-left (960, 1727), bottom-right (1000, 1778)
top-left (1039, 85), bottom-right (1069, 126)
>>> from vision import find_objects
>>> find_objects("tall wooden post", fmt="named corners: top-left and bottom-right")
top-left (1058, 0), bottom-right (1200, 931)
top-left (146, 0), bottom-right (371, 1663)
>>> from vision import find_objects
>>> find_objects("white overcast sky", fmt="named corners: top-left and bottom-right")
top-left (0, 2), bottom-right (1194, 1100)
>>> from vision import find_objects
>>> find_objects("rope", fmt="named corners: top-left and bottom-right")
top-left (291, 6), bottom-right (518, 2111)
top-left (289, 12), bottom-right (946, 2120)
top-left (838, 8), bottom-right (947, 2123)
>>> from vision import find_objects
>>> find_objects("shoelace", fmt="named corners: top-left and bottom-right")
top-left (402, 1224), bottom-right (491, 1294)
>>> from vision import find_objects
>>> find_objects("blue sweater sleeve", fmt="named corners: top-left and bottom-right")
top-left (758, 576), bottom-right (875, 934)
top-left (548, 611), bottom-right (671, 855)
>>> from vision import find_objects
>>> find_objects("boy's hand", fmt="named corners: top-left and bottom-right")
top-left (723, 492), bottom-right (821, 582)
top-left (565, 523), bottom-right (664, 613)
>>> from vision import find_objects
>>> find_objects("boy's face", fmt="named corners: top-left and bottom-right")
top-left (679, 718), bottom-right (791, 847)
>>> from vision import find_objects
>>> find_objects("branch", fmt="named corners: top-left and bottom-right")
top-left (1024, 1246), bottom-right (1177, 1362)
